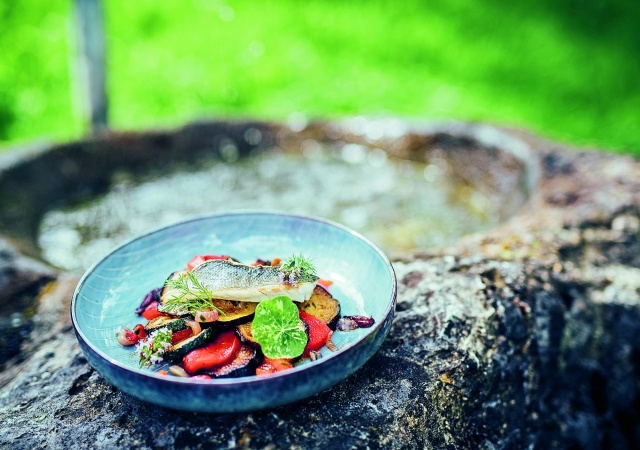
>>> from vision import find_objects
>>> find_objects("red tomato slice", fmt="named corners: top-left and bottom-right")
top-left (171, 328), bottom-right (193, 345)
top-left (132, 324), bottom-right (147, 339)
top-left (255, 358), bottom-right (294, 376)
top-left (141, 302), bottom-right (164, 320)
top-left (299, 310), bottom-right (331, 357)
top-left (187, 255), bottom-right (206, 271)
top-left (202, 255), bottom-right (229, 260)
top-left (317, 279), bottom-right (333, 290)
top-left (182, 330), bottom-right (241, 374)
top-left (187, 255), bottom-right (229, 271)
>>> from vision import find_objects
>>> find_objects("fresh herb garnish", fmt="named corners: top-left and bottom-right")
top-left (136, 329), bottom-right (173, 367)
top-left (161, 272), bottom-right (225, 316)
top-left (278, 254), bottom-right (318, 286)
top-left (252, 296), bottom-right (308, 359)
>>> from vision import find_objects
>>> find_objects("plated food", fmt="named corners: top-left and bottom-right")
top-left (117, 254), bottom-right (369, 379)
top-left (71, 212), bottom-right (396, 412)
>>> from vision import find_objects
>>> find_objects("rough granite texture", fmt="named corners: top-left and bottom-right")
top-left (0, 121), bottom-right (639, 449)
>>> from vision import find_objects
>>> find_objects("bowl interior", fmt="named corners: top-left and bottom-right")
top-left (73, 212), bottom-right (396, 379)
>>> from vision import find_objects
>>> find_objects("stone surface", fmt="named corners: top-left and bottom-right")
top-left (0, 121), bottom-right (639, 449)
top-left (0, 238), bottom-right (56, 367)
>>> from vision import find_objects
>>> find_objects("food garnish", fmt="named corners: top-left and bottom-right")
top-left (252, 296), bottom-right (308, 359)
top-left (136, 329), bottom-right (173, 367)
top-left (278, 254), bottom-right (318, 285)
top-left (161, 271), bottom-right (226, 316)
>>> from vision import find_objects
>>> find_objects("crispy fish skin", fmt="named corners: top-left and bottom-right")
top-left (187, 259), bottom-right (317, 303)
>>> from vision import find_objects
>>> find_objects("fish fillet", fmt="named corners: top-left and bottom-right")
top-left (168, 259), bottom-right (317, 303)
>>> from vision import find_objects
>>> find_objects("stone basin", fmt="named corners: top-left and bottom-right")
top-left (0, 119), bottom-right (534, 272)
top-left (0, 119), bottom-right (639, 449)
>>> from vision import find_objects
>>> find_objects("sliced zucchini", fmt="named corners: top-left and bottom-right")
top-left (163, 328), bottom-right (215, 364)
top-left (144, 316), bottom-right (188, 335)
top-left (203, 344), bottom-right (262, 378)
top-left (211, 299), bottom-right (257, 325)
top-left (297, 285), bottom-right (341, 330)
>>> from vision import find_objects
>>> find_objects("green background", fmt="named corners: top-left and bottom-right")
top-left (1, 0), bottom-right (639, 155)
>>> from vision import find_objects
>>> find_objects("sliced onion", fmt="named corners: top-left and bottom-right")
top-left (190, 375), bottom-right (212, 380)
top-left (116, 327), bottom-right (138, 346)
top-left (342, 315), bottom-right (375, 328)
top-left (336, 317), bottom-right (358, 332)
top-left (168, 365), bottom-right (190, 378)
top-left (185, 319), bottom-right (202, 336)
top-left (326, 331), bottom-right (338, 352)
top-left (135, 288), bottom-right (161, 315)
top-left (194, 309), bottom-right (219, 323)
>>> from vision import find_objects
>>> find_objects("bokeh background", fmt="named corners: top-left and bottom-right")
top-left (1, 0), bottom-right (639, 155)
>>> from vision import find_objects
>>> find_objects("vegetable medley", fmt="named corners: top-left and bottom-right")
top-left (116, 254), bottom-right (374, 379)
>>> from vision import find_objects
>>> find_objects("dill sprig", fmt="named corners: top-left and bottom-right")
top-left (160, 272), bottom-right (225, 316)
top-left (278, 254), bottom-right (318, 285)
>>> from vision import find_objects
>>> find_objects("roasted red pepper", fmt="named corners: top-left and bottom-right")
top-left (132, 324), bottom-right (147, 339)
top-left (141, 302), bottom-right (164, 320)
top-left (299, 310), bottom-right (331, 357)
top-left (171, 328), bottom-right (193, 345)
top-left (183, 329), bottom-right (241, 374)
top-left (255, 357), bottom-right (294, 376)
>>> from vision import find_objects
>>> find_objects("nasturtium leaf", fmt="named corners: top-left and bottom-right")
top-left (252, 296), bottom-right (308, 359)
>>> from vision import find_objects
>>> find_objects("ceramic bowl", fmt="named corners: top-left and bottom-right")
top-left (71, 211), bottom-right (396, 413)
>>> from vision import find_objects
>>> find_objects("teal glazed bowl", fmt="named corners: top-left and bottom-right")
top-left (71, 211), bottom-right (397, 413)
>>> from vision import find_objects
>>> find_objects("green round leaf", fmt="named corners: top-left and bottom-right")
top-left (252, 296), bottom-right (307, 359)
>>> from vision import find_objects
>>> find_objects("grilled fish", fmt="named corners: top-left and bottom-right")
top-left (163, 259), bottom-right (318, 303)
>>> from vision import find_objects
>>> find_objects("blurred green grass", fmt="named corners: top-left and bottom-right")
top-left (1, 0), bottom-right (639, 155)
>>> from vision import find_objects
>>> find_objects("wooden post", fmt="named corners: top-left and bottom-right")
top-left (74, 0), bottom-right (108, 134)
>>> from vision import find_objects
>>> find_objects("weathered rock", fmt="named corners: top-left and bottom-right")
top-left (0, 238), bottom-right (56, 367)
top-left (0, 121), bottom-right (638, 449)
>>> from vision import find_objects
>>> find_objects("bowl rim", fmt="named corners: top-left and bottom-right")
top-left (71, 210), bottom-right (397, 386)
